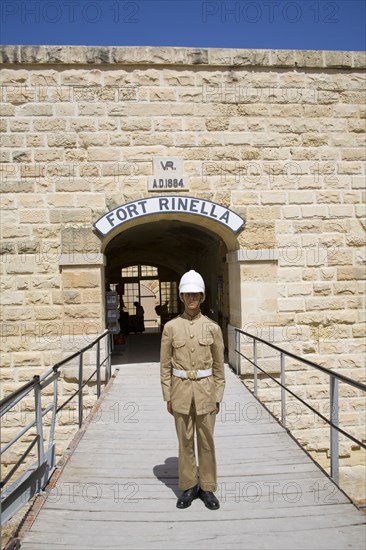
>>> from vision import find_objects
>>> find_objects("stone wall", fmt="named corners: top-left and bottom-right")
top-left (0, 46), bottom-right (365, 502)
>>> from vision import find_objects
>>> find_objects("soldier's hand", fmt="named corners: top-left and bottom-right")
top-left (216, 402), bottom-right (220, 414)
top-left (167, 401), bottom-right (173, 415)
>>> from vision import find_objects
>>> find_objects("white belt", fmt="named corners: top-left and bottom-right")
top-left (172, 367), bottom-right (212, 381)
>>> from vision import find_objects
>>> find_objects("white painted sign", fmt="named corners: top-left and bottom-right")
top-left (148, 156), bottom-right (189, 191)
top-left (148, 176), bottom-right (190, 191)
top-left (93, 196), bottom-right (245, 236)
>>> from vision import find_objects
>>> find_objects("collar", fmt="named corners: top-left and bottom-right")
top-left (181, 311), bottom-right (202, 322)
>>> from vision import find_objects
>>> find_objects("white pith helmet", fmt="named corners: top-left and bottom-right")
top-left (179, 270), bottom-right (205, 301)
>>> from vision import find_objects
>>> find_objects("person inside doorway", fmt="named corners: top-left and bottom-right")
top-left (160, 270), bottom-right (225, 510)
top-left (133, 301), bottom-right (145, 333)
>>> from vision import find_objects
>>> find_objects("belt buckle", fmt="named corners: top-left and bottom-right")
top-left (187, 370), bottom-right (197, 380)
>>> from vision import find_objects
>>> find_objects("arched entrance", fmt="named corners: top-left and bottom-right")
top-left (104, 219), bottom-right (231, 342)
top-left (90, 196), bottom-right (245, 363)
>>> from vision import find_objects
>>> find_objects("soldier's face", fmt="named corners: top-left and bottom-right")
top-left (182, 293), bottom-right (202, 314)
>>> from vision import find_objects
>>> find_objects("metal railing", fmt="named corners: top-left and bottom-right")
top-left (0, 330), bottom-right (112, 526)
top-left (234, 328), bottom-right (366, 485)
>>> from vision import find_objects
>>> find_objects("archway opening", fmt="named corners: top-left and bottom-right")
top-left (103, 219), bottom-right (230, 345)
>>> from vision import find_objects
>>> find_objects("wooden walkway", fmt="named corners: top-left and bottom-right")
top-left (20, 362), bottom-right (365, 550)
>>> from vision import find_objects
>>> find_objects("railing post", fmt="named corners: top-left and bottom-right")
top-left (107, 332), bottom-right (112, 381)
top-left (49, 372), bottom-right (58, 449)
top-left (253, 338), bottom-right (258, 397)
top-left (34, 376), bottom-right (45, 490)
top-left (78, 353), bottom-right (83, 429)
top-left (235, 329), bottom-right (241, 376)
top-left (96, 339), bottom-right (101, 398)
top-left (280, 352), bottom-right (286, 427)
top-left (330, 375), bottom-right (339, 484)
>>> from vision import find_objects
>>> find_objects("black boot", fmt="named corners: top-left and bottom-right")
top-left (198, 488), bottom-right (220, 510)
top-left (176, 484), bottom-right (199, 509)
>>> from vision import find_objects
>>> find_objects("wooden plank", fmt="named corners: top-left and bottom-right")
top-left (19, 364), bottom-right (366, 550)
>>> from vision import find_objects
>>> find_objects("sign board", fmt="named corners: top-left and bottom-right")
top-left (148, 156), bottom-right (189, 191)
top-left (93, 196), bottom-right (245, 236)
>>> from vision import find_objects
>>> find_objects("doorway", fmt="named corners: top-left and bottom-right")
top-left (103, 219), bottom-right (230, 342)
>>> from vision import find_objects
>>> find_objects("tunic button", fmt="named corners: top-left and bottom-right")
top-left (191, 348), bottom-right (195, 352)
top-left (190, 334), bottom-right (194, 338)
top-left (192, 362), bottom-right (195, 366)
top-left (190, 321), bottom-right (193, 325)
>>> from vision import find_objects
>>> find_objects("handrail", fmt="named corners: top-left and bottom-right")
top-left (236, 329), bottom-right (366, 391)
top-left (0, 330), bottom-right (113, 526)
top-left (234, 328), bottom-right (366, 486)
top-left (0, 376), bottom-right (40, 414)
top-left (52, 330), bottom-right (110, 371)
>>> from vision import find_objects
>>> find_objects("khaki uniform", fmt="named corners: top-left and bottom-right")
top-left (160, 311), bottom-right (225, 491)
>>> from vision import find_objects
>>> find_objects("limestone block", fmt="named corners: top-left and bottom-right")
top-left (52, 290), bottom-right (78, 306)
top-left (341, 148), bottom-right (366, 162)
top-left (344, 191), bottom-right (363, 205)
top-left (47, 133), bottom-right (78, 148)
top-left (3, 306), bottom-right (34, 322)
top-left (352, 324), bottom-right (366, 338)
top-left (55, 209), bottom-right (90, 224)
top-left (240, 263), bottom-right (277, 282)
top-left (62, 270), bottom-right (100, 289)
top-left (204, 117), bottom-right (229, 132)
top-left (120, 118), bottom-right (151, 132)
top-left (74, 193), bottom-right (105, 210)
top-left (55, 179), bottom-right (92, 193)
top-left (34, 306), bottom-right (62, 321)
top-left (131, 132), bottom-right (174, 146)
top-left (0, 290), bottom-right (24, 305)
top-left (33, 150), bottom-right (65, 164)
top-left (1, 134), bottom-right (25, 148)
top-left (54, 104), bottom-right (77, 117)
top-left (17, 194), bottom-right (45, 208)
top-left (301, 205), bottom-right (327, 218)
top-left (82, 290), bottom-right (101, 303)
top-left (195, 134), bottom-right (223, 147)
top-left (288, 191), bottom-right (315, 204)
top-left (278, 298), bottom-right (305, 312)
top-left (346, 220), bottom-right (365, 247)
top-left (328, 205), bottom-right (355, 218)
top-left (312, 283), bottom-right (333, 296)
top-left (18, 104), bottom-right (54, 118)
top-left (149, 87), bottom-right (177, 102)
top-left (86, 147), bottom-right (121, 162)
top-left (64, 305), bottom-right (100, 319)
top-left (281, 206), bottom-right (301, 219)
top-left (287, 284), bottom-right (313, 297)
top-left (337, 266), bottom-right (365, 281)
top-left (25, 291), bottom-right (52, 305)
top-left (327, 249), bottom-right (353, 266)
top-left (25, 135), bottom-right (46, 148)
top-left (162, 72), bottom-right (196, 86)
top-left (231, 191), bottom-right (259, 206)
top-left (7, 257), bottom-right (35, 274)
top-left (347, 120), bottom-right (365, 134)
top-left (153, 118), bottom-right (183, 133)
top-left (240, 224), bottom-right (275, 249)
top-left (0, 104), bottom-right (15, 116)
top-left (352, 50), bottom-right (366, 67)
top-left (8, 119), bottom-right (29, 132)
top-left (277, 268), bottom-right (303, 283)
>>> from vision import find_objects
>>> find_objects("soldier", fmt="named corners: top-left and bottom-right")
top-left (160, 270), bottom-right (225, 510)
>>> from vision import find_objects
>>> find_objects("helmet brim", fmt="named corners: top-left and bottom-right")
top-left (179, 283), bottom-right (204, 294)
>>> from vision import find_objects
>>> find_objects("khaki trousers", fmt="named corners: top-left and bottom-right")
top-left (173, 400), bottom-right (217, 492)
